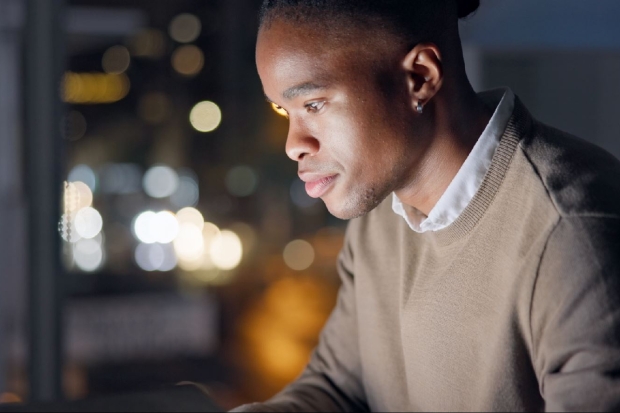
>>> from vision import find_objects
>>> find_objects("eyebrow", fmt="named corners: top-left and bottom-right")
top-left (281, 82), bottom-right (329, 100)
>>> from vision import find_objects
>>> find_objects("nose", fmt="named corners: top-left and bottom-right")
top-left (285, 121), bottom-right (320, 162)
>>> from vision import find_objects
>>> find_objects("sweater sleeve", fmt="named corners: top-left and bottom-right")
top-left (230, 224), bottom-right (369, 413)
top-left (531, 217), bottom-right (620, 412)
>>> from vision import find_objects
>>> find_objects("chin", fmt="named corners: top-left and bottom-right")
top-left (323, 187), bottom-right (386, 220)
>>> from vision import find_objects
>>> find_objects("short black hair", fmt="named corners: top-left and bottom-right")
top-left (259, 0), bottom-right (480, 44)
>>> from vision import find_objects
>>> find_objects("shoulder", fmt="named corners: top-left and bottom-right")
top-left (542, 215), bottom-right (620, 275)
top-left (519, 119), bottom-right (620, 218)
top-left (533, 215), bottom-right (620, 325)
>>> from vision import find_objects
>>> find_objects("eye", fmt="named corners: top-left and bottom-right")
top-left (305, 101), bottom-right (326, 113)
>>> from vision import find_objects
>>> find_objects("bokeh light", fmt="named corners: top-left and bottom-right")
top-left (129, 29), bottom-right (166, 59)
top-left (229, 222), bottom-right (258, 256)
top-left (74, 207), bottom-right (103, 240)
top-left (201, 223), bottom-right (222, 270)
top-left (70, 181), bottom-right (93, 210)
top-left (283, 239), bottom-right (315, 271)
top-left (68, 164), bottom-right (97, 192)
top-left (73, 236), bottom-right (104, 272)
top-left (135, 242), bottom-right (177, 272)
top-left (153, 211), bottom-right (179, 244)
top-left (225, 165), bottom-right (259, 197)
top-left (102, 45), bottom-right (131, 74)
top-left (175, 207), bottom-right (204, 230)
top-left (171, 45), bottom-right (204, 77)
top-left (138, 92), bottom-right (171, 124)
top-left (143, 165), bottom-right (179, 198)
top-left (170, 174), bottom-right (199, 208)
top-left (168, 13), bottom-right (202, 43)
top-left (210, 230), bottom-right (243, 270)
top-left (133, 210), bottom-right (178, 244)
top-left (59, 212), bottom-right (80, 243)
top-left (158, 246), bottom-right (178, 271)
top-left (189, 101), bottom-right (221, 132)
top-left (133, 211), bottom-right (157, 244)
top-left (63, 72), bottom-right (130, 104)
top-left (135, 242), bottom-right (162, 272)
top-left (174, 223), bottom-right (205, 266)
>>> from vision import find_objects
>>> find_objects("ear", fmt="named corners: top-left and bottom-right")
top-left (402, 43), bottom-right (444, 113)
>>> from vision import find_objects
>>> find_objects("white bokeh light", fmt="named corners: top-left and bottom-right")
top-left (175, 207), bottom-right (204, 230)
top-left (74, 207), bottom-right (103, 240)
top-left (189, 101), bottom-right (222, 132)
top-left (143, 165), bottom-right (179, 198)
top-left (133, 211), bottom-right (158, 244)
top-left (170, 175), bottom-right (199, 208)
top-left (173, 223), bottom-right (204, 262)
top-left (210, 230), bottom-right (242, 270)
top-left (135, 242), bottom-right (162, 272)
top-left (154, 211), bottom-right (179, 244)
top-left (71, 181), bottom-right (94, 209)
top-left (135, 242), bottom-right (177, 272)
top-left (133, 210), bottom-right (178, 244)
top-left (73, 237), bottom-right (104, 272)
top-left (200, 223), bottom-right (221, 270)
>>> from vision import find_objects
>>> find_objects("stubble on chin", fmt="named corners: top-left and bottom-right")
top-left (327, 185), bottom-right (390, 220)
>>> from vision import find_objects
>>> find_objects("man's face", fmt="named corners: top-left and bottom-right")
top-left (256, 19), bottom-right (430, 219)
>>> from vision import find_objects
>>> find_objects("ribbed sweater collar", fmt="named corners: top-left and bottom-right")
top-left (428, 97), bottom-right (533, 246)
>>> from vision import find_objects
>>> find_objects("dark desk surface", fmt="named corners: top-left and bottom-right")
top-left (0, 384), bottom-right (223, 412)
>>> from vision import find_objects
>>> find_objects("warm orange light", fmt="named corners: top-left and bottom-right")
top-left (0, 393), bottom-right (22, 404)
top-left (62, 72), bottom-right (130, 104)
top-left (271, 102), bottom-right (288, 117)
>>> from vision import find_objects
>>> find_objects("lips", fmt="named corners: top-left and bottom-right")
top-left (299, 173), bottom-right (338, 198)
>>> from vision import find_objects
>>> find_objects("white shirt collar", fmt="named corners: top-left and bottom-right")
top-left (392, 88), bottom-right (515, 233)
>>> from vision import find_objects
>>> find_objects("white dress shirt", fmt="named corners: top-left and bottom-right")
top-left (392, 88), bottom-right (515, 232)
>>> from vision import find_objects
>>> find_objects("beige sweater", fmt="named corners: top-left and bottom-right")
top-left (234, 96), bottom-right (620, 412)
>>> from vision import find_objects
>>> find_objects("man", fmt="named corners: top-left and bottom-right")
top-left (234, 0), bottom-right (620, 411)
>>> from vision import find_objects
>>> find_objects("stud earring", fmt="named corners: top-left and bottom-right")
top-left (416, 101), bottom-right (424, 114)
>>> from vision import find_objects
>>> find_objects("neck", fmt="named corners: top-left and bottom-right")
top-left (394, 82), bottom-right (493, 216)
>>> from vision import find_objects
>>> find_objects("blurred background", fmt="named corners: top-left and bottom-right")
top-left (0, 0), bottom-right (619, 410)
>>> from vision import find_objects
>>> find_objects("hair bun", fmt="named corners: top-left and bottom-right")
top-left (456, 0), bottom-right (480, 19)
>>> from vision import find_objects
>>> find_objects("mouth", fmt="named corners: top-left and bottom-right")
top-left (299, 173), bottom-right (339, 198)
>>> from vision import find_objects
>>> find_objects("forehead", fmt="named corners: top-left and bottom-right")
top-left (256, 19), bottom-right (397, 98)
